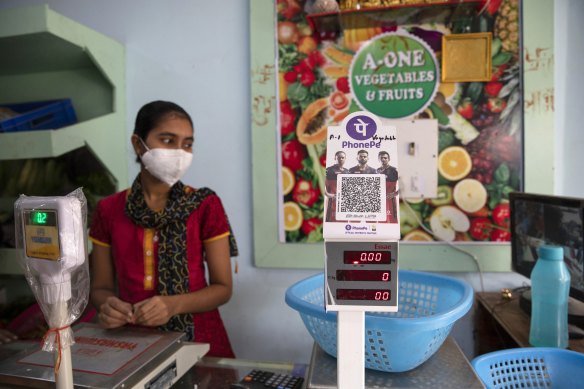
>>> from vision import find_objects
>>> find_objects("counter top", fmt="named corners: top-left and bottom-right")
top-left (0, 336), bottom-right (482, 388)
top-left (306, 337), bottom-right (484, 388)
top-left (173, 357), bottom-right (307, 388)
top-left (173, 336), bottom-right (484, 389)
top-left (475, 292), bottom-right (584, 353)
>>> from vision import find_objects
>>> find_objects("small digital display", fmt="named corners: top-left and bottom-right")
top-left (336, 270), bottom-right (391, 282)
top-left (336, 289), bottom-right (391, 301)
top-left (343, 250), bottom-right (391, 264)
top-left (23, 209), bottom-right (60, 261)
top-left (25, 210), bottom-right (57, 227)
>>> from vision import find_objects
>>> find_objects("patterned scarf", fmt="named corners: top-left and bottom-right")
top-left (125, 175), bottom-right (238, 340)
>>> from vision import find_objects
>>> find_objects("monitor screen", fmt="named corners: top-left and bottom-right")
top-left (510, 192), bottom-right (584, 302)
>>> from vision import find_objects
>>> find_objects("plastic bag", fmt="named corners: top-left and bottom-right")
top-left (13, 188), bottom-right (89, 353)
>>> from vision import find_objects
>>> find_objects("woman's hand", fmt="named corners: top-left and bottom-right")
top-left (133, 296), bottom-right (175, 327)
top-left (98, 296), bottom-right (134, 329)
top-left (90, 244), bottom-right (133, 329)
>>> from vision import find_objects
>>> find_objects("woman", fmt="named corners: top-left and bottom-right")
top-left (89, 101), bottom-right (237, 357)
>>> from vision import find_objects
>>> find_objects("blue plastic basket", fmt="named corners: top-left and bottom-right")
top-left (0, 99), bottom-right (77, 133)
top-left (472, 347), bottom-right (584, 389)
top-left (285, 270), bottom-right (473, 372)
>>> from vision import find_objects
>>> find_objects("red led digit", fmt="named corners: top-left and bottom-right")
top-left (336, 289), bottom-right (391, 301)
top-left (343, 251), bottom-right (391, 265)
top-left (336, 270), bottom-right (391, 282)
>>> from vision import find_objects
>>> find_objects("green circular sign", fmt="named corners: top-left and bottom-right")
top-left (349, 31), bottom-right (439, 119)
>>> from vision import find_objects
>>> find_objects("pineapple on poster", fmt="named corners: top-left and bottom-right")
top-left (278, 0), bottom-right (522, 243)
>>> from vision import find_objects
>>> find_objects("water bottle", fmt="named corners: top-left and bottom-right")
top-left (529, 245), bottom-right (570, 348)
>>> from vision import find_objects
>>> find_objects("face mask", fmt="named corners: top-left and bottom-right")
top-left (139, 139), bottom-right (193, 186)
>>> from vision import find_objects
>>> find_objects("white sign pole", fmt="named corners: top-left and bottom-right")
top-left (54, 301), bottom-right (73, 389)
top-left (324, 111), bottom-right (400, 389)
top-left (337, 311), bottom-right (365, 389)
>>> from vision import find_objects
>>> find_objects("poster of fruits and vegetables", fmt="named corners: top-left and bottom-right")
top-left (277, 0), bottom-right (521, 244)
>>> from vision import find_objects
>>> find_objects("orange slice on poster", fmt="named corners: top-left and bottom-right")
top-left (282, 167), bottom-right (295, 196)
top-left (453, 178), bottom-right (488, 213)
top-left (403, 230), bottom-right (434, 241)
top-left (438, 146), bottom-right (472, 181)
top-left (283, 201), bottom-right (303, 231)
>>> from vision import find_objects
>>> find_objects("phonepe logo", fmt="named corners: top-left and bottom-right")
top-left (346, 115), bottom-right (377, 140)
top-left (345, 224), bottom-right (368, 231)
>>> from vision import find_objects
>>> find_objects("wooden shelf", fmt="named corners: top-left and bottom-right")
top-left (306, 0), bottom-right (484, 39)
top-left (475, 292), bottom-right (584, 354)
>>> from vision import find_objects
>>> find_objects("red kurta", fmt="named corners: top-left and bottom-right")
top-left (89, 188), bottom-right (235, 357)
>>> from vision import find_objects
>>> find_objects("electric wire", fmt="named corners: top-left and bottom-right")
top-left (398, 179), bottom-right (486, 293)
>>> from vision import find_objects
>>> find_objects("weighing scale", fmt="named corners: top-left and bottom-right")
top-left (323, 112), bottom-right (400, 389)
top-left (6, 191), bottom-right (209, 388)
top-left (0, 324), bottom-right (209, 389)
top-left (305, 341), bottom-right (484, 389)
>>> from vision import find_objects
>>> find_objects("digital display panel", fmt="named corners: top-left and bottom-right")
top-left (25, 210), bottom-right (57, 227)
top-left (23, 209), bottom-right (60, 261)
top-left (325, 241), bottom-right (398, 311)
top-left (343, 250), bottom-right (391, 265)
top-left (336, 270), bottom-right (391, 282)
top-left (336, 289), bottom-right (391, 301)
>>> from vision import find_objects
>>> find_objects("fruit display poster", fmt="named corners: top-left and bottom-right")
top-left (278, 0), bottom-right (522, 244)
top-left (322, 111), bottom-right (400, 241)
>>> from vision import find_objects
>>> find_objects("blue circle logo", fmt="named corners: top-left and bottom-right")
top-left (346, 115), bottom-right (377, 140)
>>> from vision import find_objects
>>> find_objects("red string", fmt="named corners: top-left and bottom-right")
top-left (42, 325), bottom-right (70, 380)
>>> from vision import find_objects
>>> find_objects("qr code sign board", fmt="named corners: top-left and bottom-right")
top-left (323, 111), bottom-right (400, 241)
top-left (336, 174), bottom-right (386, 221)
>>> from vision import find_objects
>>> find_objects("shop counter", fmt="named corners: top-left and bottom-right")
top-left (173, 356), bottom-right (307, 388)
top-left (173, 336), bottom-right (483, 388)
top-left (0, 335), bottom-right (482, 388)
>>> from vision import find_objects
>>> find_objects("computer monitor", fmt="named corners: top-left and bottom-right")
top-left (510, 192), bottom-right (584, 325)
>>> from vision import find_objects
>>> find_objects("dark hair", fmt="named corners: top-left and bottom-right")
top-left (357, 149), bottom-right (368, 155)
top-left (335, 151), bottom-right (346, 157)
top-left (378, 151), bottom-right (389, 158)
top-left (133, 100), bottom-right (193, 140)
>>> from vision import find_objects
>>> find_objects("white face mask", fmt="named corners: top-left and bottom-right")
top-left (139, 139), bottom-right (193, 186)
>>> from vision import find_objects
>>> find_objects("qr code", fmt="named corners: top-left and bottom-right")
top-left (336, 174), bottom-right (386, 221)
